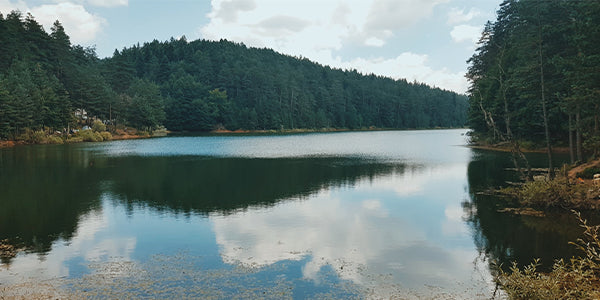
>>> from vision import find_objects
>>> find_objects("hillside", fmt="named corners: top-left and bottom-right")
top-left (0, 10), bottom-right (468, 139)
top-left (108, 39), bottom-right (468, 131)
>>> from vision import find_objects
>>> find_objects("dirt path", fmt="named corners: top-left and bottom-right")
top-left (568, 158), bottom-right (600, 179)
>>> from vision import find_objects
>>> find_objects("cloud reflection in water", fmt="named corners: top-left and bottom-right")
top-left (211, 163), bottom-right (495, 296)
top-left (0, 194), bottom-right (136, 284)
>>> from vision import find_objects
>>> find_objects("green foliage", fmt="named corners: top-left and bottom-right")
top-left (113, 38), bottom-right (468, 131)
top-left (497, 212), bottom-right (600, 299)
top-left (518, 140), bottom-right (536, 151)
top-left (91, 120), bottom-right (106, 132)
top-left (582, 134), bottom-right (600, 156)
top-left (576, 167), bottom-right (600, 180)
top-left (14, 128), bottom-right (64, 144)
top-left (78, 129), bottom-right (103, 142)
top-left (124, 79), bottom-right (165, 131)
top-left (47, 135), bottom-right (64, 144)
top-left (467, 0), bottom-right (600, 156)
top-left (516, 178), bottom-right (579, 208)
top-left (506, 174), bottom-right (600, 210)
top-left (66, 136), bottom-right (83, 143)
top-left (16, 128), bottom-right (47, 144)
top-left (1, 10), bottom-right (468, 140)
top-left (100, 131), bottom-right (112, 141)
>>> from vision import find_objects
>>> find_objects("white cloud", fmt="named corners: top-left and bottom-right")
top-left (51, 0), bottom-right (128, 8)
top-left (253, 15), bottom-right (310, 35)
top-left (200, 0), bottom-right (469, 92)
top-left (0, 0), bottom-right (27, 14)
top-left (364, 37), bottom-right (385, 47)
top-left (340, 53), bottom-right (468, 93)
top-left (202, 0), bottom-right (448, 49)
top-left (31, 2), bottom-right (106, 44)
top-left (212, 0), bottom-right (255, 23)
top-left (365, 0), bottom-right (448, 32)
top-left (86, 0), bottom-right (127, 7)
top-left (0, 1), bottom-right (106, 44)
top-left (447, 7), bottom-right (481, 25)
top-left (450, 24), bottom-right (482, 44)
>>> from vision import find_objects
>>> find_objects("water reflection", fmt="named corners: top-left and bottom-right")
top-left (0, 201), bottom-right (136, 284)
top-left (211, 163), bottom-right (494, 297)
top-left (0, 145), bottom-right (103, 260)
top-left (0, 150), bottom-right (402, 265)
top-left (106, 156), bottom-right (403, 215)
top-left (464, 149), bottom-right (585, 271)
top-left (5, 130), bottom-right (589, 297)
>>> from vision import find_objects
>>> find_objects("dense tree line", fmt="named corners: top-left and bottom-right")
top-left (467, 0), bottom-right (600, 167)
top-left (112, 38), bottom-right (468, 131)
top-left (0, 10), bottom-right (468, 140)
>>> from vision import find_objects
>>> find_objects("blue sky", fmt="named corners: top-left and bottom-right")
top-left (1, 0), bottom-right (501, 93)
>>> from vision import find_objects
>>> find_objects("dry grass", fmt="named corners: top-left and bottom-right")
top-left (502, 176), bottom-right (600, 210)
top-left (496, 212), bottom-right (600, 299)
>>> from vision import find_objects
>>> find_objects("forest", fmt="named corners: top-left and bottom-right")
top-left (0, 10), bottom-right (468, 140)
top-left (467, 0), bottom-right (600, 164)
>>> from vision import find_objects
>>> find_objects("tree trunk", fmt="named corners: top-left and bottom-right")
top-left (538, 14), bottom-right (554, 179)
top-left (289, 90), bottom-right (294, 129)
top-left (569, 113), bottom-right (575, 164)
top-left (576, 108), bottom-right (582, 162)
top-left (594, 104), bottom-right (598, 135)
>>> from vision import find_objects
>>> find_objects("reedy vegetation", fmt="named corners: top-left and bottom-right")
top-left (496, 212), bottom-right (600, 299)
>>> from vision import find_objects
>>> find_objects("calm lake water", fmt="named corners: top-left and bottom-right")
top-left (0, 129), bottom-right (586, 298)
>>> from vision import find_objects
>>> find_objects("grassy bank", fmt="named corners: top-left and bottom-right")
top-left (0, 123), bottom-right (168, 148)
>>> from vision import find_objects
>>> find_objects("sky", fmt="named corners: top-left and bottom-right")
top-left (0, 0), bottom-right (502, 94)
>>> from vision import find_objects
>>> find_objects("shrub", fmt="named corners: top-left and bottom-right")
top-left (94, 131), bottom-right (103, 141)
top-left (518, 140), bottom-right (536, 151)
top-left (66, 136), bottom-right (83, 143)
top-left (576, 167), bottom-right (600, 179)
top-left (16, 128), bottom-right (48, 144)
top-left (47, 136), bottom-right (64, 144)
top-left (502, 172), bottom-right (600, 210)
top-left (497, 212), bottom-right (600, 299)
top-left (79, 130), bottom-right (103, 142)
top-left (517, 178), bottom-right (576, 208)
top-left (100, 131), bottom-right (112, 141)
top-left (92, 120), bottom-right (106, 132)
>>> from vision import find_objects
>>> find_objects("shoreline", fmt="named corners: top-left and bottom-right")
top-left (1, 127), bottom-right (467, 148)
top-left (0, 132), bottom-right (156, 149)
top-left (466, 143), bottom-right (570, 154)
top-left (469, 142), bottom-right (600, 213)
top-left (206, 126), bottom-right (467, 135)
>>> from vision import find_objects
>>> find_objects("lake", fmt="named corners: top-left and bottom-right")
top-left (0, 129), bottom-right (587, 298)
